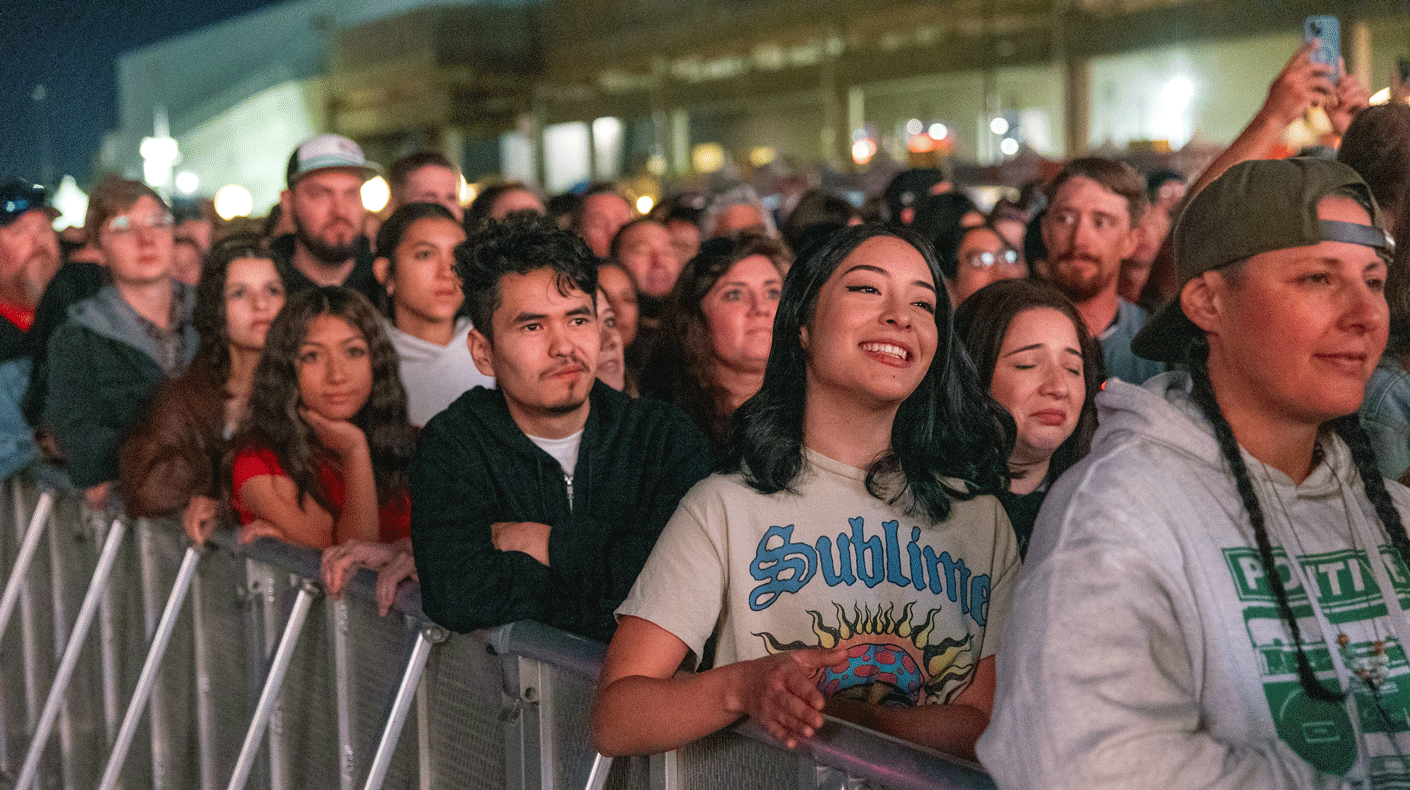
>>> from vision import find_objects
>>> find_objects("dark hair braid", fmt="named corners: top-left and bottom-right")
top-left (1187, 351), bottom-right (1343, 703)
top-left (1330, 414), bottom-right (1410, 567)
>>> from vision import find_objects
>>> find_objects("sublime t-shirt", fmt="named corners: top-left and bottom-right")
top-left (619, 449), bottom-right (1019, 706)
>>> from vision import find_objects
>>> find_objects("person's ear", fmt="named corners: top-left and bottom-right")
top-left (1180, 272), bottom-right (1224, 334)
top-left (799, 324), bottom-right (809, 351)
top-left (467, 328), bottom-right (495, 378)
top-left (279, 189), bottom-right (294, 222)
top-left (373, 257), bottom-right (392, 293)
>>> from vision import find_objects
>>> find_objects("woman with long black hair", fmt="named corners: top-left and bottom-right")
top-left (592, 224), bottom-right (1016, 759)
top-left (979, 158), bottom-right (1410, 788)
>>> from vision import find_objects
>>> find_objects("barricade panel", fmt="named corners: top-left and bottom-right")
top-left (1, 482), bottom-right (1000, 790)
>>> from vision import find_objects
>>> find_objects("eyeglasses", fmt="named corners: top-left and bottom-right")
top-left (106, 212), bottom-right (175, 235)
top-left (961, 248), bottom-right (1021, 270)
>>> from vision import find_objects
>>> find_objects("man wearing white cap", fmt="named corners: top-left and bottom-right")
top-left (275, 133), bottom-right (383, 301)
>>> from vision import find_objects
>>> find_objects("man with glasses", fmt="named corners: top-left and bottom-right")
top-left (43, 178), bottom-right (194, 508)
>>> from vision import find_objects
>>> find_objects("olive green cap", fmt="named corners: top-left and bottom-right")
top-left (1131, 157), bottom-right (1392, 363)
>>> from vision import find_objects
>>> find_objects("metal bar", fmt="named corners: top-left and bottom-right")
top-left (14, 516), bottom-right (127, 790)
top-left (583, 753), bottom-right (613, 790)
top-left (331, 598), bottom-right (356, 790)
top-left (95, 545), bottom-right (201, 790)
top-left (137, 520), bottom-right (177, 790)
top-left (98, 532), bottom-right (123, 742)
top-left (649, 749), bottom-right (681, 790)
top-left (360, 625), bottom-right (444, 790)
top-left (415, 657), bottom-right (431, 790)
top-left (0, 489), bottom-right (53, 641)
top-left (191, 560), bottom-right (221, 790)
top-left (224, 580), bottom-right (319, 790)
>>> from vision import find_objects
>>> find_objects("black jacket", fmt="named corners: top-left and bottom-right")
top-left (411, 380), bottom-right (711, 642)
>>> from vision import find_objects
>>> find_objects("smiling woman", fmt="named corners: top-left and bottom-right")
top-left (978, 158), bottom-right (1410, 789)
top-left (592, 224), bottom-right (1016, 760)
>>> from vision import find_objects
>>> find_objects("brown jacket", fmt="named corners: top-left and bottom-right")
top-left (118, 365), bottom-right (228, 519)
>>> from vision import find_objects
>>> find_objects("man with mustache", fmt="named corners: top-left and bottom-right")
top-left (0, 181), bottom-right (60, 358)
top-left (1041, 158), bottom-right (1165, 384)
top-left (274, 134), bottom-right (383, 302)
top-left (410, 216), bottom-right (710, 642)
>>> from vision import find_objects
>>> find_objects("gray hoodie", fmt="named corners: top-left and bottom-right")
top-left (979, 371), bottom-right (1410, 789)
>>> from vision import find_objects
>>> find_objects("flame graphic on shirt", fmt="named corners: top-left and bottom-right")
top-left (755, 601), bottom-right (975, 704)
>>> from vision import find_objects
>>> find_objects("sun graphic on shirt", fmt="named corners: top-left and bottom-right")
top-left (755, 601), bottom-right (975, 706)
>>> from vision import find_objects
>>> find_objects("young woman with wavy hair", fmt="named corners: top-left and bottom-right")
top-left (593, 224), bottom-right (1016, 760)
top-left (232, 286), bottom-right (418, 613)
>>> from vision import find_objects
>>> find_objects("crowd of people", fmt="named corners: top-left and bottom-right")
top-left (2, 39), bottom-right (1409, 787)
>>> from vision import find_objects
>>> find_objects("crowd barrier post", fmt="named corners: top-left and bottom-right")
top-left (583, 752), bottom-right (612, 790)
top-left (225, 576), bottom-right (320, 790)
top-left (359, 622), bottom-right (444, 790)
top-left (8, 479), bottom-right (51, 777)
top-left (0, 487), bottom-right (53, 644)
top-left (14, 514), bottom-right (126, 790)
top-left (94, 542), bottom-right (201, 790)
top-left (330, 597), bottom-right (357, 790)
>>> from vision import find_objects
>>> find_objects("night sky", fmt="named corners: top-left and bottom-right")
top-left (1, 0), bottom-right (281, 188)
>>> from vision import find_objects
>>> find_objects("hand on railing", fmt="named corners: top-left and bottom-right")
top-left (726, 647), bottom-right (849, 749)
top-left (183, 495), bottom-right (220, 545)
top-left (321, 538), bottom-right (416, 616)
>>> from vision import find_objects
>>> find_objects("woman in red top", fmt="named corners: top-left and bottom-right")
top-left (232, 286), bottom-right (418, 613)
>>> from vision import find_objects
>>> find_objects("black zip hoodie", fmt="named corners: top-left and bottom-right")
top-left (411, 380), bottom-right (711, 642)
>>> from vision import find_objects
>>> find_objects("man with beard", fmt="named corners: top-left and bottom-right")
top-left (0, 181), bottom-right (61, 357)
top-left (1041, 158), bottom-right (1165, 384)
top-left (275, 134), bottom-right (383, 302)
top-left (410, 217), bottom-right (710, 642)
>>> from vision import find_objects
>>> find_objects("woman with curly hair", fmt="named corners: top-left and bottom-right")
top-left (638, 234), bottom-right (788, 459)
top-left (120, 234), bottom-right (285, 542)
top-left (593, 224), bottom-right (1017, 759)
top-left (232, 286), bottom-right (418, 613)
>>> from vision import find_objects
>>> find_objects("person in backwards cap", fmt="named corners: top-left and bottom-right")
top-left (273, 133), bottom-right (383, 303)
top-left (978, 158), bottom-right (1410, 789)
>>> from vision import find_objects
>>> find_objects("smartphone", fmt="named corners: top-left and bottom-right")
top-left (1305, 15), bottom-right (1341, 83)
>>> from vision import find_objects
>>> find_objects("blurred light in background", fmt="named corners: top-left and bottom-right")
top-left (361, 176), bottom-right (390, 212)
top-left (636, 195), bottom-right (654, 214)
top-left (692, 143), bottom-right (725, 173)
top-left (214, 184), bottom-right (253, 220)
top-left (851, 137), bottom-right (877, 165)
top-left (989, 117), bottom-right (1009, 135)
top-left (928, 123), bottom-right (948, 139)
top-left (175, 171), bottom-right (199, 195)
top-left (52, 176), bottom-right (88, 231)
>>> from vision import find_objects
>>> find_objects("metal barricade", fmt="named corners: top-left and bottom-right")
top-left (0, 472), bottom-right (997, 790)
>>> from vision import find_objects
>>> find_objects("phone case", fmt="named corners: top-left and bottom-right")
top-left (1304, 15), bottom-right (1341, 82)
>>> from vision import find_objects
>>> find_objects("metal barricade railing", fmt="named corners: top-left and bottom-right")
top-left (0, 470), bottom-right (997, 790)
